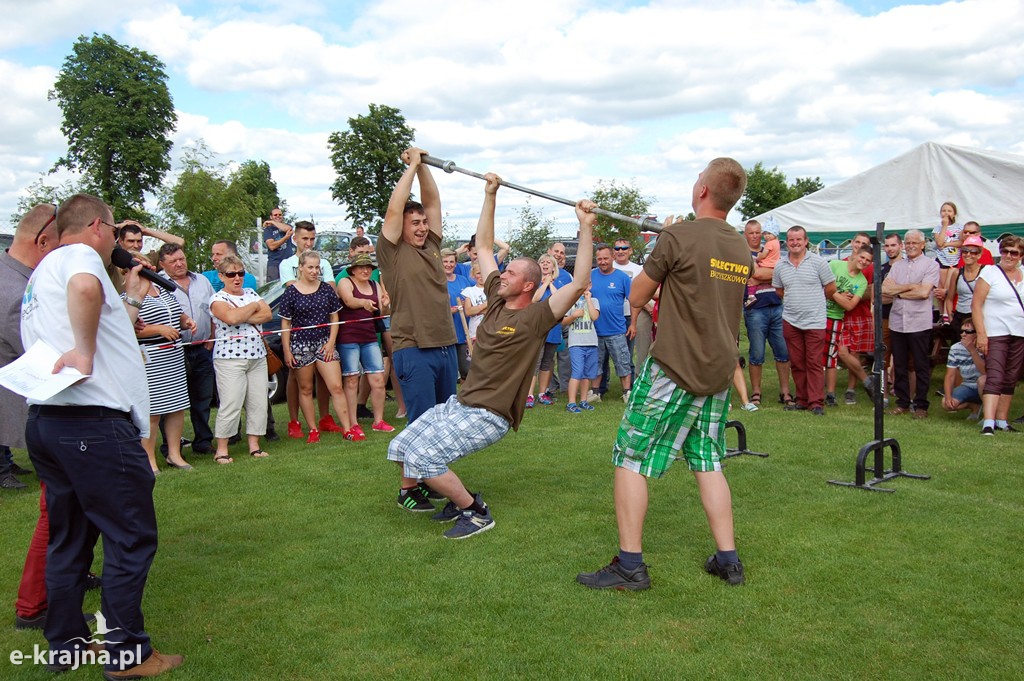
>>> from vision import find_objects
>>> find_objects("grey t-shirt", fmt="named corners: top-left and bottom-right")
top-left (772, 252), bottom-right (835, 330)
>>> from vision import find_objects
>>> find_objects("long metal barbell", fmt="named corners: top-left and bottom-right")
top-left (421, 155), bottom-right (664, 233)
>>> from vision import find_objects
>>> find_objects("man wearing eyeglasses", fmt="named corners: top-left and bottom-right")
top-left (882, 229), bottom-right (941, 418)
top-left (0, 205), bottom-right (58, 491)
top-left (263, 207), bottom-right (295, 281)
top-left (614, 238), bottom-right (654, 376)
top-left (20, 194), bottom-right (183, 677)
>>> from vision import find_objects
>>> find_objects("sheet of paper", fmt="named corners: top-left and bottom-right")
top-left (0, 339), bottom-right (88, 401)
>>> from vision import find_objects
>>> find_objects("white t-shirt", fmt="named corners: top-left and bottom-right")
top-left (21, 244), bottom-right (151, 436)
top-left (978, 265), bottom-right (1024, 337)
top-left (460, 284), bottom-right (487, 340)
top-left (280, 254), bottom-right (335, 285)
top-left (210, 289), bottom-right (268, 360)
top-left (613, 260), bottom-right (643, 315)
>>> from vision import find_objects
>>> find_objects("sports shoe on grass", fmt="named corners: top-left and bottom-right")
top-left (372, 420), bottom-right (396, 432)
top-left (431, 500), bottom-right (461, 523)
top-left (525, 395), bottom-right (535, 409)
top-left (318, 415), bottom-right (345, 433)
top-left (443, 507), bottom-right (495, 539)
top-left (566, 402), bottom-right (583, 413)
top-left (740, 402), bottom-right (758, 412)
top-left (539, 393), bottom-right (553, 405)
top-left (580, 401), bottom-right (594, 411)
top-left (356, 404), bottom-right (374, 420)
top-left (996, 424), bottom-right (1019, 432)
top-left (981, 425), bottom-right (995, 435)
top-left (704, 554), bottom-right (745, 586)
top-left (418, 481), bottom-right (445, 501)
top-left (398, 486), bottom-right (435, 512)
top-left (344, 426), bottom-right (366, 442)
top-left (622, 390), bottom-right (631, 403)
top-left (586, 390), bottom-right (601, 403)
top-left (306, 429), bottom-right (320, 444)
top-left (576, 556), bottom-right (651, 591)
top-left (287, 420), bottom-right (303, 439)
top-left (825, 393), bottom-right (837, 407)
top-left (844, 390), bottom-right (857, 405)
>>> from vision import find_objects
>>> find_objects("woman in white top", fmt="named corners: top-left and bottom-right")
top-left (209, 255), bottom-right (273, 462)
top-left (972, 236), bottom-right (1024, 435)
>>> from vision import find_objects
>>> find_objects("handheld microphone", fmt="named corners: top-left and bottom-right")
top-left (111, 247), bottom-right (185, 293)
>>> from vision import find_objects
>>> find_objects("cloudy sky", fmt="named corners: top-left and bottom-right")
top-left (3, 0), bottom-right (1022, 237)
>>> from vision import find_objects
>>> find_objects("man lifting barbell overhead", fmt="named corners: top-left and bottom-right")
top-left (386, 172), bottom-right (596, 540)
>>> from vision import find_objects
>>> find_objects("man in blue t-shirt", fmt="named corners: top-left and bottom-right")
top-left (262, 207), bottom-right (295, 281)
top-left (590, 245), bottom-right (633, 399)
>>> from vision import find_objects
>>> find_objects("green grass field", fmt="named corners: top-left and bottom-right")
top-left (1, 365), bottom-right (1022, 680)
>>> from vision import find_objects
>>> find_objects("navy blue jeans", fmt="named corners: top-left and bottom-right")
top-left (393, 345), bottom-right (458, 424)
top-left (26, 407), bottom-right (156, 670)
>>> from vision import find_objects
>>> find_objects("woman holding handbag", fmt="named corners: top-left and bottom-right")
top-left (972, 236), bottom-right (1024, 435)
top-left (210, 254), bottom-right (274, 462)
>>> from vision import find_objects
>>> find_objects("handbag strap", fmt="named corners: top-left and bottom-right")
top-left (996, 265), bottom-right (1024, 315)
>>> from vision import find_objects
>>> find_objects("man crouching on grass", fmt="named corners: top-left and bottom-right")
top-left (577, 157), bottom-right (750, 589)
top-left (387, 173), bottom-right (595, 539)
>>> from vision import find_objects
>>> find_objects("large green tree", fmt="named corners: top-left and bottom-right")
top-left (230, 160), bottom-right (285, 221)
top-left (158, 143), bottom-right (258, 271)
top-left (588, 179), bottom-right (653, 252)
top-left (49, 33), bottom-right (177, 218)
top-left (738, 162), bottom-right (825, 220)
top-left (327, 104), bottom-right (415, 233)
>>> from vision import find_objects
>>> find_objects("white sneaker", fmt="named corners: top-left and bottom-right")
top-left (741, 402), bottom-right (759, 412)
top-left (586, 390), bottom-right (602, 403)
top-left (622, 390), bottom-right (631, 403)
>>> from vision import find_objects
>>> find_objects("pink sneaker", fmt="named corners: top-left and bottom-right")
top-left (526, 395), bottom-right (535, 409)
top-left (345, 426), bottom-right (367, 442)
top-left (372, 420), bottom-right (396, 432)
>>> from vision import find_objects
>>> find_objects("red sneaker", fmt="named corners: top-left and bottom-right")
top-left (306, 429), bottom-right (320, 444)
top-left (318, 415), bottom-right (345, 433)
top-left (288, 420), bottom-right (303, 439)
top-left (372, 420), bottom-right (396, 433)
top-left (344, 426), bottom-right (367, 442)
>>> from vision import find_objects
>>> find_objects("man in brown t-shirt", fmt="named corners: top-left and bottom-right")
top-left (377, 147), bottom-right (460, 513)
top-left (387, 173), bottom-right (596, 539)
top-left (578, 158), bottom-right (751, 590)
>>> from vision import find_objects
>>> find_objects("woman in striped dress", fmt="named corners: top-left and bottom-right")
top-left (131, 274), bottom-right (196, 473)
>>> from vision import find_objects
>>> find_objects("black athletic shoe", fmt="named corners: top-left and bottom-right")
top-left (981, 426), bottom-right (995, 436)
top-left (85, 572), bottom-right (102, 591)
top-left (418, 482), bottom-right (445, 501)
top-left (825, 393), bottom-right (837, 407)
top-left (704, 554), bottom-right (745, 586)
top-left (431, 500), bottom-right (461, 523)
top-left (576, 557), bottom-right (651, 591)
top-left (996, 424), bottom-right (1019, 433)
top-left (356, 405), bottom-right (374, 420)
top-left (0, 473), bottom-right (27, 490)
top-left (14, 610), bottom-right (46, 630)
top-left (265, 430), bottom-right (280, 442)
top-left (783, 403), bottom-right (807, 412)
top-left (397, 487), bottom-right (434, 512)
top-left (811, 407), bottom-right (825, 416)
top-left (10, 462), bottom-right (32, 476)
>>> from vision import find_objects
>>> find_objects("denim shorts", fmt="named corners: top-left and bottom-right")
top-left (744, 304), bottom-right (789, 365)
top-left (597, 334), bottom-right (631, 377)
top-left (338, 342), bottom-right (384, 376)
top-left (951, 383), bottom-right (981, 404)
top-left (569, 346), bottom-right (598, 380)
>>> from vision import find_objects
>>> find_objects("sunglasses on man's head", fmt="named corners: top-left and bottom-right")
top-left (35, 206), bottom-right (57, 244)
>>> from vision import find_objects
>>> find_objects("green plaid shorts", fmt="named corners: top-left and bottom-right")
top-left (612, 359), bottom-right (731, 476)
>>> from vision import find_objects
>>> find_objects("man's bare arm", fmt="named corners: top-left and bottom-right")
top-left (475, 174), bottom-right (500, 282)
top-left (548, 200), bottom-right (596, 319)
top-left (381, 148), bottom-right (424, 245)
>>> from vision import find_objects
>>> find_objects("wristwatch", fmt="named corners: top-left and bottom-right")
top-left (124, 296), bottom-right (144, 309)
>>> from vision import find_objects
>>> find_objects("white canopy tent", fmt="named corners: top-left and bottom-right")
top-left (752, 142), bottom-right (1024, 245)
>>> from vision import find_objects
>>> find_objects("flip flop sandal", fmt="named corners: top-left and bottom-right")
top-left (214, 454), bottom-right (233, 465)
top-left (250, 450), bottom-right (270, 458)
top-left (750, 392), bottom-right (761, 406)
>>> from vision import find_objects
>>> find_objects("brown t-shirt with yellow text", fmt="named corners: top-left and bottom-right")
top-left (376, 230), bottom-right (457, 351)
top-left (458, 271), bottom-right (559, 430)
top-left (644, 218), bottom-right (752, 395)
